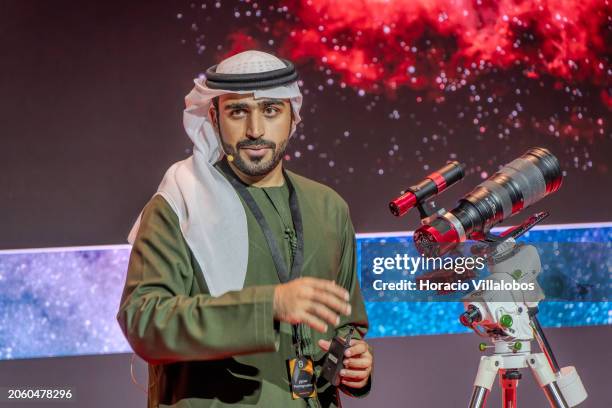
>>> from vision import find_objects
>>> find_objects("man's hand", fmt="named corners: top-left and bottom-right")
top-left (273, 277), bottom-right (351, 333)
top-left (318, 338), bottom-right (373, 389)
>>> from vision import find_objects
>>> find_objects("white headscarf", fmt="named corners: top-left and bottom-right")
top-left (128, 50), bottom-right (303, 296)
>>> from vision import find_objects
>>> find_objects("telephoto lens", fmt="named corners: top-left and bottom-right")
top-left (414, 147), bottom-right (563, 254)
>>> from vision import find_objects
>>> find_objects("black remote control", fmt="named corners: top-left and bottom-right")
top-left (321, 327), bottom-right (355, 387)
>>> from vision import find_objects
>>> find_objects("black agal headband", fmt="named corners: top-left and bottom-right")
top-left (205, 58), bottom-right (298, 90)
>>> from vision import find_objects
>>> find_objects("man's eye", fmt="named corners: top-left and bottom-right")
top-left (264, 107), bottom-right (279, 116)
top-left (230, 109), bottom-right (247, 118)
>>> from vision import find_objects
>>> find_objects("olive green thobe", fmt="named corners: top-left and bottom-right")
top-left (116, 164), bottom-right (370, 407)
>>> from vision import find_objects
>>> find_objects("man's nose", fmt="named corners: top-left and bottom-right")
top-left (246, 112), bottom-right (264, 139)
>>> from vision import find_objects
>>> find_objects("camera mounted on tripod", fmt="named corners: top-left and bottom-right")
top-left (389, 147), bottom-right (563, 256)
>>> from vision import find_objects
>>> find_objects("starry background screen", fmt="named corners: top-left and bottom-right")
top-left (2, 0), bottom-right (611, 248)
top-left (1, 0), bottom-right (610, 359)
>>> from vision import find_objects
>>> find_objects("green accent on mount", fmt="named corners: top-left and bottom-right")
top-left (500, 314), bottom-right (513, 328)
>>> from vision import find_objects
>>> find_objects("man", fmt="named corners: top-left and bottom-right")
top-left (117, 50), bottom-right (372, 408)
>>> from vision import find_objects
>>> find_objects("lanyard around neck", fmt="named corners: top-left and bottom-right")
top-left (218, 158), bottom-right (309, 357)
top-left (218, 158), bottom-right (304, 284)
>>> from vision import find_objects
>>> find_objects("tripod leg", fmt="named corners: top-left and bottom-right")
top-left (468, 356), bottom-right (500, 408)
top-left (468, 387), bottom-right (489, 408)
top-left (500, 369), bottom-right (521, 408)
top-left (527, 354), bottom-right (569, 408)
top-left (541, 383), bottom-right (570, 408)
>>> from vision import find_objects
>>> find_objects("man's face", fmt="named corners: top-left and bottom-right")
top-left (211, 93), bottom-right (293, 177)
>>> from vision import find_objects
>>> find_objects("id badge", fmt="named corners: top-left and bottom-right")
top-left (288, 356), bottom-right (317, 399)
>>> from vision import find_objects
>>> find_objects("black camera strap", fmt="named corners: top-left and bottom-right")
top-left (218, 158), bottom-right (306, 356)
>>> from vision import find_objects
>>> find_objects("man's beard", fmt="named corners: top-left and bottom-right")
top-left (222, 137), bottom-right (289, 177)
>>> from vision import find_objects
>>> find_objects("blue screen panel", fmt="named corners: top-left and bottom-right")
top-left (0, 223), bottom-right (610, 360)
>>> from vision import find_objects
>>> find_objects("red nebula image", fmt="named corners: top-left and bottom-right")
top-left (226, 0), bottom-right (610, 102)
